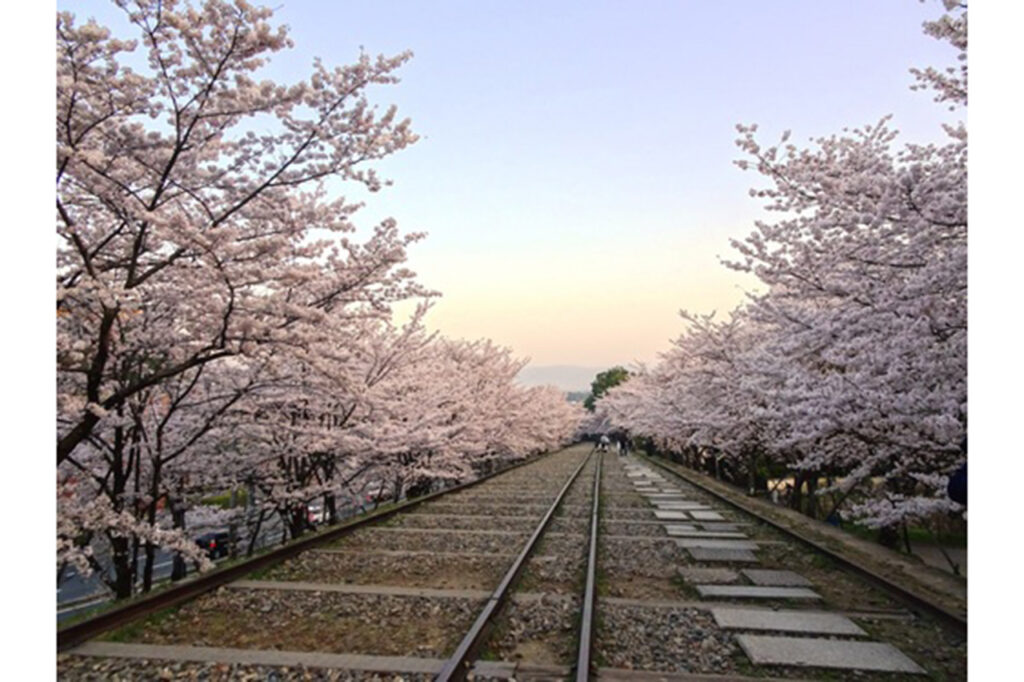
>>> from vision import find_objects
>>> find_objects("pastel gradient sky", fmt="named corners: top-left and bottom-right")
top-left (65, 0), bottom-right (961, 369)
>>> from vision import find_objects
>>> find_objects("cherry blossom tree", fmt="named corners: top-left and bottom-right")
top-left (57, 0), bottom-right (423, 593)
top-left (598, 1), bottom-right (966, 539)
top-left (57, 0), bottom-right (422, 466)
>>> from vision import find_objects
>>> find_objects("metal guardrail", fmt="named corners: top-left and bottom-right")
top-left (57, 447), bottom-right (570, 652)
top-left (641, 453), bottom-right (968, 636)
top-left (436, 449), bottom-right (594, 682)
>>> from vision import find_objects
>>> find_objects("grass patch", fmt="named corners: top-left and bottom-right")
top-left (200, 488), bottom-right (248, 509)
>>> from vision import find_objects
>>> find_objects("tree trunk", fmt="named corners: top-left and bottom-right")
top-left (170, 497), bottom-right (188, 581)
top-left (877, 524), bottom-right (901, 550)
top-left (246, 509), bottom-right (266, 557)
top-left (110, 534), bottom-right (134, 599)
top-left (806, 474), bottom-right (819, 519)
top-left (325, 493), bottom-right (337, 525)
top-left (789, 471), bottom-right (805, 513)
top-left (130, 536), bottom-right (140, 594)
top-left (142, 541), bottom-right (156, 592)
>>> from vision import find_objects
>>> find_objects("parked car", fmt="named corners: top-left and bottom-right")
top-left (307, 503), bottom-right (325, 524)
top-left (363, 481), bottom-right (389, 504)
top-left (195, 530), bottom-right (231, 559)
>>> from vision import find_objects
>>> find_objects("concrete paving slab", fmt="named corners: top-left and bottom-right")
top-left (695, 585), bottom-right (821, 600)
top-left (735, 635), bottom-right (925, 673)
top-left (653, 510), bottom-right (690, 520)
top-left (711, 607), bottom-right (866, 635)
top-left (689, 511), bottom-right (726, 521)
top-left (742, 570), bottom-right (813, 587)
top-left (664, 528), bottom-right (747, 539)
top-left (687, 548), bottom-right (759, 562)
top-left (677, 567), bottom-right (740, 584)
top-left (649, 501), bottom-right (706, 508)
top-left (675, 539), bottom-right (759, 550)
top-left (697, 522), bottom-right (745, 532)
top-left (661, 523), bottom-right (699, 532)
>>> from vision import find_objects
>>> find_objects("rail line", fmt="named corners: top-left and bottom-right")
top-left (575, 447), bottom-right (602, 681)
top-left (58, 443), bottom-right (966, 680)
top-left (436, 449), bottom-right (593, 680)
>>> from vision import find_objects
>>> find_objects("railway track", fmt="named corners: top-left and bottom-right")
top-left (57, 443), bottom-right (966, 680)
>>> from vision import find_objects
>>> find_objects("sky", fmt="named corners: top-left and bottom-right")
top-left (60, 0), bottom-right (962, 375)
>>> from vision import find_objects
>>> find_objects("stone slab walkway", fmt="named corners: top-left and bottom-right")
top-left (711, 607), bottom-right (865, 635)
top-left (735, 635), bottom-right (925, 673)
top-left (664, 528), bottom-right (747, 539)
top-left (640, 456), bottom-right (966, 618)
top-left (689, 511), bottom-right (726, 521)
top-left (695, 585), bottom-right (821, 600)
top-left (741, 569), bottom-right (812, 587)
top-left (675, 539), bottom-right (759, 550)
top-left (687, 548), bottom-right (759, 562)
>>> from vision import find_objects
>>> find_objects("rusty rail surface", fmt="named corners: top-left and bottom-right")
top-left (575, 450), bottom-right (603, 681)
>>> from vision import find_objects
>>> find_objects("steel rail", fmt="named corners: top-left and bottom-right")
top-left (436, 450), bottom-right (595, 682)
top-left (57, 447), bottom-right (572, 652)
top-left (640, 453), bottom-right (967, 635)
top-left (574, 450), bottom-right (603, 682)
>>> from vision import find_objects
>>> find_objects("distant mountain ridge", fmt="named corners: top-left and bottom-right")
top-left (516, 365), bottom-right (604, 392)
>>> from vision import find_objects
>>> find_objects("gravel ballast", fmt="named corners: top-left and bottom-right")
top-left (258, 551), bottom-right (510, 591)
top-left (102, 588), bottom-right (482, 658)
top-left (484, 596), bottom-right (580, 666)
top-left (330, 529), bottom-right (527, 555)
top-left (56, 656), bottom-right (436, 681)
top-left (596, 603), bottom-right (737, 675)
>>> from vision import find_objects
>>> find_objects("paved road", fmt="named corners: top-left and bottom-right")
top-left (58, 516), bottom-right (290, 622)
